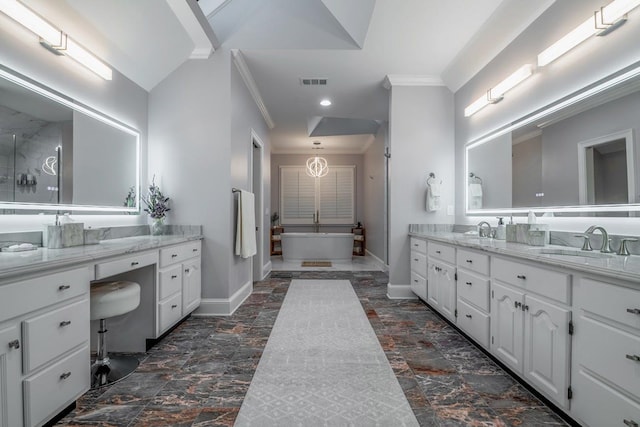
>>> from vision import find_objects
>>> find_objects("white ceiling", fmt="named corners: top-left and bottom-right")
top-left (13, 0), bottom-right (555, 154)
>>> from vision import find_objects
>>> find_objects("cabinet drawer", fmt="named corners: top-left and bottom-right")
top-left (410, 271), bottom-right (427, 301)
top-left (160, 240), bottom-right (202, 267)
top-left (457, 249), bottom-right (489, 276)
top-left (0, 267), bottom-right (90, 324)
top-left (409, 237), bottom-right (427, 254)
top-left (159, 265), bottom-right (182, 300)
top-left (492, 257), bottom-right (570, 304)
top-left (573, 369), bottom-right (640, 427)
top-left (575, 316), bottom-right (640, 398)
top-left (457, 270), bottom-right (490, 312)
top-left (576, 278), bottom-right (640, 331)
top-left (158, 292), bottom-right (183, 334)
top-left (457, 299), bottom-right (490, 348)
top-left (22, 299), bottom-right (89, 374)
top-left (95, 251), bottom-right (158, 280)
top-left (23, 345), bottom-right (90, 427)
top-left (410, 252), bottom-right (427, 276)
top-left (428, 242), bottom-right (455, 264)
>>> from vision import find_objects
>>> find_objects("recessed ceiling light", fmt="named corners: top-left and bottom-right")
top-left (320, 99), bottom-right (332, 106)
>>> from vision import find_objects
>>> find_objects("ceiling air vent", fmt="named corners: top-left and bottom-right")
top-left (300, 78), bottom-right (328, 86)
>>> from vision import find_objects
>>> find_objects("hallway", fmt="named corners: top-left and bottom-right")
top-left (57, 271), bottom-right (567, 426)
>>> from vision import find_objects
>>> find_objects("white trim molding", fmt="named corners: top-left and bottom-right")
top-left (365, 249), bottom-right (388, 272)
top-left (193, 280), bottom-right (252, 316)
top-left (383, 75), bottom-right (445, 90)
top-left (386, 283), bottom-right (418, 300)
top-left (263, 260), bottom-right (272, 278)
top-left (232, 49), bottom-right (275, 129)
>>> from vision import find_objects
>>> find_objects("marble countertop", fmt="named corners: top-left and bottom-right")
top-left (410, 231), bottom-right (640, 284)
top-left (0, 234), bottom-right (203, 280)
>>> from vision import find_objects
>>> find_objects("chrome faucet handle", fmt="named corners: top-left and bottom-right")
top-left (617, 238), bottom-right (638, 256)
top-left (575, 234), bottom-right (592, 251)
top-left (601, 238), bottom-right (614, 254)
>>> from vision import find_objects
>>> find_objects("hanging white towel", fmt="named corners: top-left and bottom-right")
top-left (426, 183), bottom-right (441, 212)
top-left (468, 183), bottom-right (483, 209)
top-left (235, 190), bottom-right (257, 258)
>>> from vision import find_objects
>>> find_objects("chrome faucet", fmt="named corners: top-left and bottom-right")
top-left (477, 221), bottom-right (493, 238)
top-left (313, 210), bottom-right (320, 233)
top-left (583, 226), bottom-right (613, 253)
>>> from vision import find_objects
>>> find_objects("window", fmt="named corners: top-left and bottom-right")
top-left (280, 165), bottom-right (355, 225)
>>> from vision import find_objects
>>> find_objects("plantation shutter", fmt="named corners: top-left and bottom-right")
top-left (280, 166), bottom-right (316, 224)
top-left (279, 165), bottom-right (355, 225)
top-left (319, 166), bottom-right (355, 224)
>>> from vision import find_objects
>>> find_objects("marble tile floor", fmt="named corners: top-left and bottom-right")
top-left (270, 254), bottom-right (385, 271)
top-left (56, 271), bottom-right (569, 427)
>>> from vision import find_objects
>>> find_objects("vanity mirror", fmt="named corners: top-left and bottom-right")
top-left (466, 60), bottom-right (640, 216)
top-left (0, 66), bottom-right (139, 214)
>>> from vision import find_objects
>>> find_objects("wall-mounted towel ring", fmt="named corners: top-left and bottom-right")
top-left (427, 172), bottom-right (441, 185)
top-left (468, 173), bottom-right (482, 184)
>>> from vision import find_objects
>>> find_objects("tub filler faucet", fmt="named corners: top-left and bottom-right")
top-left (313, 210), bottom-right (320, 233)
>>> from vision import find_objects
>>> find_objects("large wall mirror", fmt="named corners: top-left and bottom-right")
top-left (465, 60), bottom-right (640, 216)
top-left (0, 66), bottom-right (139, 214)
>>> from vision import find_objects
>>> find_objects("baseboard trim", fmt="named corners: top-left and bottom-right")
top-left (387, 283), bottom-right (417, 299)
top-left (365, 249), bottom-right (388, 272)
top-left (263, 260), bottom-right (272, 278)
top-left (193, 280), bottom-right (253, 316)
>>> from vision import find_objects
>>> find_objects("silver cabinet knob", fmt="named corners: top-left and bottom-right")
top-left (623, 420), bottom-right (639, 427)
top-left (627, 308), bottom-right (640, 315)
top-left (59, 372), bottom-right (71, 380)
top-left (59, 320), bottom-right (71, 327)
top-left (626, 354), bottom-right (640, 362)
top-left (58, 284), bottom-right (71, 291)
top-left (8, 339), bottom-right (20, 349)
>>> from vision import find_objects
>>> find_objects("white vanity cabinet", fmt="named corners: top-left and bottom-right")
top-left (157, 240), bottom-right (202, 335)
top-left (410, 237), bottom-right (428, 301)
top-left (427, 242), bottom-right (457, 322)
top-left (0, 266), bottom-right (91, 427)
top-left (571, 276), bottom-right (640, 427)
top-left (456, 248), bottom-right (490, 348)
top-left (491, 256), bottom-right (572, 409)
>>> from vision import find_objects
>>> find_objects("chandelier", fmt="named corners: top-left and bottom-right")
top-left (306, 156), bottom-right (329, 178)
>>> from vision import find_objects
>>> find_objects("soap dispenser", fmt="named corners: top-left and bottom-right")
top-left (495, 217), bottom-right (506, 240)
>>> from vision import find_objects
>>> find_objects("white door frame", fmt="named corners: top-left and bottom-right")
top-left (250, 130), bottom-right (265, 281)
top-left (577, 129), bottom-right (635, 205)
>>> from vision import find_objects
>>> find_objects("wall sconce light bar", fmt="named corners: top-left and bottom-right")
top-left (0, 0), bottom-right (112, 80)
top-left (464, 64), bottom-right (533, 117)
top-left (538, 0), bottom-right (640, 67)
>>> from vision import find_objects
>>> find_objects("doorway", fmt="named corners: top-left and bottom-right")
top-left (251, 130), bottom-right (265, 281)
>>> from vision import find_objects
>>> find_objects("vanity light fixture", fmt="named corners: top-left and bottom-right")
top-left (320, 99), bottom-right (332, 106)
top-left (464, 64), bottom-right (534, 117)
top-left (0, 0), bottom-right (113, 80)
top-left (538, 0), bottom-right (640, 67)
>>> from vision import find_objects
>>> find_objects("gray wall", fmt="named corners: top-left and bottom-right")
top-left (363, 123), bottom-right (387, 263)
top-left (230, 55), bottom-right (272, 290)
top-left (0, 11), bottom-right (148, 231)
top-left (270, 153), bottom-right (364, 232)
top-left (454, 0), bottom-right (640, 234)
top-left (149, 47), bottom-right (271, 303)
top-left (148, 51), bottom-right (232, 300)
top-left (388, 85), bottom-right (454, 289)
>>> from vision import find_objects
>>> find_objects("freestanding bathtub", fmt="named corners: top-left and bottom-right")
top-left (280, 232), bottom-right (354, 262)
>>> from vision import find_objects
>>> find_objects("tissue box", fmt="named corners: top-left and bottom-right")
top-left (62, 223), bottom-right (84, 247)
top-left (506, 224), bottom-right (549, 246)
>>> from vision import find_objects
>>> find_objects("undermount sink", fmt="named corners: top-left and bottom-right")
top-left (529, 247), bottom-right (615, 259)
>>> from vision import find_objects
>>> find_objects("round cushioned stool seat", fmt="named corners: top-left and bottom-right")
top-left (90, 281), bottom-right (140, 320)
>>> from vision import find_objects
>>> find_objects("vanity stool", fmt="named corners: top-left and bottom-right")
top-left (90, 280), bottom-right (141, 388)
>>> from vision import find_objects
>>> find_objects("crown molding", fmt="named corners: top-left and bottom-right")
top-left (231, 50), bottom-right (275, 129)
top-left (382, 75), bottom-right (445, 89)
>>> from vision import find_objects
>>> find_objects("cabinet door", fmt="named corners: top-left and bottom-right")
top-left (491, 282), bottom-right (524, 373)
top-left (437, 262), bottom-right (457, 322)
top-left (0, 325), bottom-right (22, 427)
top-left (182, 257), bottom-right (202, 315)
top-left (523, 294), bottom-right (570, 408)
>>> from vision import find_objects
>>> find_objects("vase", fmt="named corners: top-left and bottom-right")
top-left (150, 217), bottom-right (165, 236)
